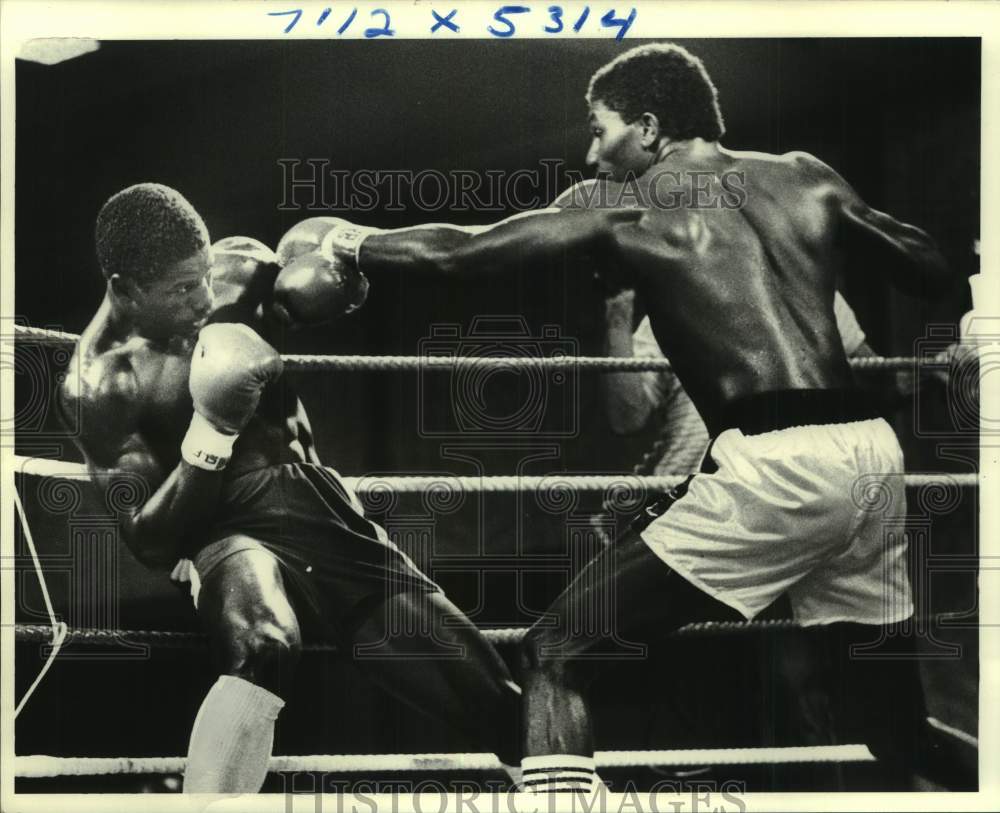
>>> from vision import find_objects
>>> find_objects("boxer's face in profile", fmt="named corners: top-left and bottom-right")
top-left (125, 250), bottom-right (214, 340)
top-left (586, 101), bottom-right (649, 182)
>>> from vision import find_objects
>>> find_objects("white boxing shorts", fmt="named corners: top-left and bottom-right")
top-left (640, 416), bottom-right (913, 626)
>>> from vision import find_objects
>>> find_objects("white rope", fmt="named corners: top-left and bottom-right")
top-left (926, 716), bottom-right (979, 749)
top-left (12, 488), bottom-right (68, 719)
top-left (12, 323), bottom-right (944, 372)
top-left (14, 744), bottom-right (875, 777)
top-left (11, 455), bottom-right (980, 490)
top-left (15, 616), bottom-right (823, 650)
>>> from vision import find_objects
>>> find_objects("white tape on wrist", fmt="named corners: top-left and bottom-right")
top-left (181, 411), bottom-right (237, 471)
top-left (321, 223), bottom-right (379, 270)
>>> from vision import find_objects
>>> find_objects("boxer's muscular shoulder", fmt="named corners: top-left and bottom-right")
top-left (782, 151), bottom-right (855, 199)
top-left (552, 178), bottom-right (624, 210)
top-left (728, 148), bottom-right (838, 183)
top-left (61, 340), bottom-right (145, 457)
top-left (84, 341), bottom-right (145, 407)
top-left (211, 257), bottom-right (277, 309)
top-left (729, 149), bottom-right (858, 216)
top-left (613, 206), bottom-right (709, 272)
top-left (210, 237), bottom-right (282, 323)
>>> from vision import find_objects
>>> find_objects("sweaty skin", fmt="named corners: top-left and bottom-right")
top-left (59, 252), bottom-right (313, 568)
top-left (60, 236), bottom-right (524, 768)
top-left (329, 105), bottom-right (951, 770)
top-left (357, 143), bottom-right (948, 434)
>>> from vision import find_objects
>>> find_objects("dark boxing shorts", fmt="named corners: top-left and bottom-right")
top-left (190, 462), bottom-right (440, 639)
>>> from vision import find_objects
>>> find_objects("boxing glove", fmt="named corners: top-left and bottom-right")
top-left (181, 323), bottom-right (284, 470)
top-left (270, 238), bottom-right (371, 326)
top-left (275, 217), bottom-right (341, 266)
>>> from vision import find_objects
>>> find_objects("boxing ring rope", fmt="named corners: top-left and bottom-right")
top-left (11, 323), bottom-right (950, 372)
top-left (15, 745), bottom-right (878, 778)
top-left (12, 454), bottom-right (981, 491)
top-left (11, 488), bottom-right (68, 718)
top-left (16, 709), bottom-right (981, 778)
top-left (9, 455), bottom-right (980, 695)
top-left (9, 322), bottom-right (980, 782)
top-left (13, 614), bottom-right (825, 652)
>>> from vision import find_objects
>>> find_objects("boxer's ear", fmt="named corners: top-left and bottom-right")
top-left (638, 112), bottom-right (661, 148)
top-left (108, 273), bottom-right (138, 307)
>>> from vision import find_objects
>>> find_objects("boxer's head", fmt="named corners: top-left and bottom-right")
top-left (586, 43), bottom-right (725, 180)
top-left (97, 183), bottom-right (214, 339)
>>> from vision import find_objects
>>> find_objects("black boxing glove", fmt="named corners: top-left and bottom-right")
top-left (270, 220), bottom-right (376, 326)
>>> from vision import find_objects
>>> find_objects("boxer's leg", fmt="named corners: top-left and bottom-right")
top-left (184, 541), bottom-right (301, 793)
top-left (518, 531), bottom-right (741, 792)
top-left (348, 590), bottom-right (522, 770)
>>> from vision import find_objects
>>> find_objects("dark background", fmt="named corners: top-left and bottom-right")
top-left (14, 39), bottom-right (981, 791)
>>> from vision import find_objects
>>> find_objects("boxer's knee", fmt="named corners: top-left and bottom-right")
top-left (217, 612), bottom-right (301, 695)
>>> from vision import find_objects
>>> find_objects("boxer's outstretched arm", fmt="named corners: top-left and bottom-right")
top-left (359, 208), bottom-right (638, 277)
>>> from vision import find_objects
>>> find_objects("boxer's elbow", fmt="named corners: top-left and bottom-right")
top-left (916, 244), bottom-right (953, 298)
top-left (603, 388), bottom-right (654, 435)
top-left (608, 411), bottom-right (648, 435)
top-left (882, 218), bottom-right (953, 298)
top-left (896, 238), bottom-right (953, 298)
top-left (120, 515), bottom-right (177, 571)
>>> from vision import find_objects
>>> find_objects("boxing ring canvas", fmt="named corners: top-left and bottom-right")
top-left (1, 3), bottom-right (996, 811)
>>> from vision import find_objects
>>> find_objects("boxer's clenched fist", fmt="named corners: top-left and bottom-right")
top-left (181, 323), bottom-right (283, 470)
top-left (275, 217), bottom-right (341, 266)
top-left (271, 219), bottom-right (376, 325)
top-left (191, 323), bottom-right (283, 432)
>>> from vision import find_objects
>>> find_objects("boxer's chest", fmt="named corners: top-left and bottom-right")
top-left (136, 348), bottom-right (194, 449)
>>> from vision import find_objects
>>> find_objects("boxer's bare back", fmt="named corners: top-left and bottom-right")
top-left (563, 141), bottom-right (949, 433)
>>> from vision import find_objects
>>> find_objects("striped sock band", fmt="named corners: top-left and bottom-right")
top-left (520, 754), bottom-right (596, 793)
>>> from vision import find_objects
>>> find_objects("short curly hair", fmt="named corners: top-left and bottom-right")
top-left (95, 183), bottom-right (210, 283)
top-left (587, 43), bottom-right (725, 142)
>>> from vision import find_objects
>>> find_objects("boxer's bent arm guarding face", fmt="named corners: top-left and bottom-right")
top-left (797, 153), bottom-right (951, 297)
top-left (358, 208), bottom-right (641, 278)
top-left (64, 364), bottom-right (225, 571)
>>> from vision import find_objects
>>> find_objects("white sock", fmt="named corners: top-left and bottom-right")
top-left (183, 675), bottom-right (285, 793)
top-left (501, 763), bottom-right (523, 789)
top-left (521, 754), bottom-right (596, 794)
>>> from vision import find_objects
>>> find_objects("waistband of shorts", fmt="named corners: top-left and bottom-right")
top-left (717, 388), bottom-right (881, 436)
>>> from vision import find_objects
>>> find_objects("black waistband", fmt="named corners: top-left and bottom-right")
top-left (717, 388), bottom-right (881, 437)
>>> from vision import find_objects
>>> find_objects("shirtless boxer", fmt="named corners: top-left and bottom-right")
top-left (275, 43), bottom-right (952, 792)
top-left (601, 287), bottom-right (872, 473)
top-left (58, 183), bottom-right (521, 794)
